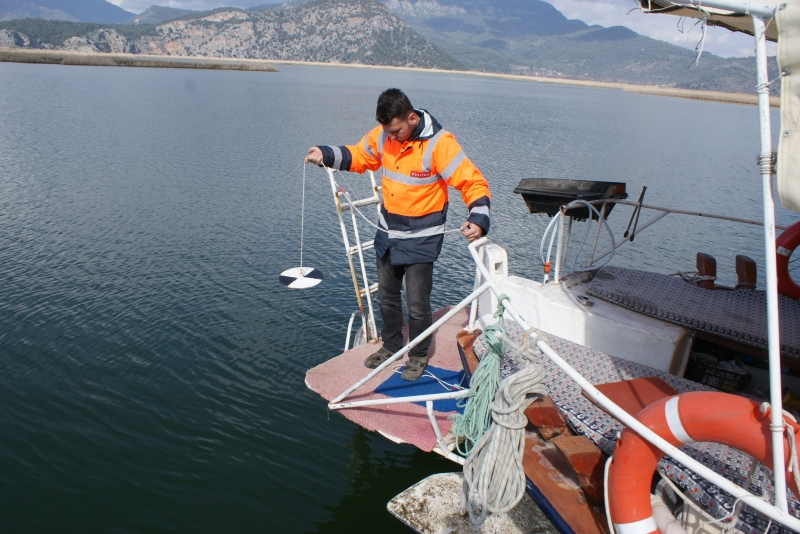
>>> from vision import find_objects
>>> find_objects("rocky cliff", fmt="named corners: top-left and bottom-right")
top-left (0, 0), bottom-right (462, 70)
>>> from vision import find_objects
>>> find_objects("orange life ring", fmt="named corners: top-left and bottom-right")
top-left (607, 391), bottom-right (800, 534)
top-left (777, 221), bottom-right (800, 299)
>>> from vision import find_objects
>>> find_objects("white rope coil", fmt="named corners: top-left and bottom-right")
top-left (460, 361), bottom-right (547, 525)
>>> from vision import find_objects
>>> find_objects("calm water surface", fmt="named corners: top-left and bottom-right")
top-left (0, 62), bottom-right (794, 533)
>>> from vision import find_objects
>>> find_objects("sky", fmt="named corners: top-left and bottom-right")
top-left (106, 0), bottom-right (774, 58)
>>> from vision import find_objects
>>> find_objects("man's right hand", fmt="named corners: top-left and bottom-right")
top-left (304, 147), bottom-right (323, 166)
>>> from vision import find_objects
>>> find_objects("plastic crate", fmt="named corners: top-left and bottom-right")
top-left (686, 359), bottom-right (752, 392)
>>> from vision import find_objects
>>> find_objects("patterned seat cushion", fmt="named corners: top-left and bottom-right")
top-left (472, 319), bottom-right (800, 534)
top-left (585, 266), bottom-right (800, 359)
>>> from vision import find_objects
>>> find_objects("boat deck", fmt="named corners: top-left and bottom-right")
top-left (304, 308), bottom-right (468, 452)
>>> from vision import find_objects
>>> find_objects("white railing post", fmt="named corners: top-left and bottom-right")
top-left (554, 210), bottom-right (565, 282)
top-left (468, 243), bottom-right (485, 332)
top-left (753, 13), bottom-right (788, 514)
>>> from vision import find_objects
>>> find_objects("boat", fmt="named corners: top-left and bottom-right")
top-left (304, 0), bottom-right (800, 532)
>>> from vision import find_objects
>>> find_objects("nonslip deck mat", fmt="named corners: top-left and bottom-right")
top-left (304, 308), bottom-right (468, 452)
top-left (374, 366), bottom-right (466, 413)
top-left (585, 266), bottom-right (800, 359)
top-left (474, 321), bottom-right (800, 534)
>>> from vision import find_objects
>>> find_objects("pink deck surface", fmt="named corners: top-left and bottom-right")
top-left (304, 308), bottom-right (469, 452)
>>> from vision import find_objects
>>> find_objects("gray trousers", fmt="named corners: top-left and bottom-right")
top-left (375, 251), bottom-right (433, 359)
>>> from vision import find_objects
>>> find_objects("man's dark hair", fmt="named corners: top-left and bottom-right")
top-left (376, 88), bottom-right (414, 124)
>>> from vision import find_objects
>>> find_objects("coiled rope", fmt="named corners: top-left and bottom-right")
top-left (447, 294), bottom-right (548, 524)
top-left (460, 344), bottom-right (547, 524)
top-left (449, 295), bottom-right (511, 454)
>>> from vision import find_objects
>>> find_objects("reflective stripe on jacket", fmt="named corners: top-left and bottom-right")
top-left (317, 110), bottom-right (490, 265)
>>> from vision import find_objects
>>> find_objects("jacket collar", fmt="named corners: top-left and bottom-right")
top-left (408, 109), bottom-right (442, 141)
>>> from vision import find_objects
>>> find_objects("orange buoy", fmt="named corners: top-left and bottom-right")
top-left (607, 391), bottom-right (800, 534)
top-left (777, 221), bottom-right (800, 299)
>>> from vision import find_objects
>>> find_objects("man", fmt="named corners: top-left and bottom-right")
top-left (305, 88), bottom-right (490, 381)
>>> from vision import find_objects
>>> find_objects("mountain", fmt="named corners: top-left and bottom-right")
top-left (123, 5), bottom-right (197, 25)
top-left (1, 0), bottom-right (76, 21)
top-left (245, 2), bottom-right (286, 11)
top-left (0, 0), bottom-right (775, 94)
top-left (0, 1), bottom-right (462, 69)
top-left (0, 0), bottom-right (135, 23)
top-left (381, 0), bottom-right (777, 94)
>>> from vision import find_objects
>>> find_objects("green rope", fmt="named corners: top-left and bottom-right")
top-left (449, 294), bottom-right (510, 455)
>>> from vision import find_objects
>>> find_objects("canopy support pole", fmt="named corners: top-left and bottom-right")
top-left (753, 14), bottom-right (788, 514)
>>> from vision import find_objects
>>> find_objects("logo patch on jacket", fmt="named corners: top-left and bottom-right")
top-left (410, 171), bottom-right (432, 178)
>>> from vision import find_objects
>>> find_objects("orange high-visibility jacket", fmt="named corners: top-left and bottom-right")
top-left (317, 110), bottom-right (490, 265)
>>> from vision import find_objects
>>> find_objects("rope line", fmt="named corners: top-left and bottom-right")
top-left (671, 270), bottom-right (717, 283)
top-left (300, 161), bottom-right (306, 270)
top-left (326, 165), bottom-right (464, 235)
top-left (449, 295), bottom-right (511, 455)
top-left (390, 365), bottom-right (467, 391)
top-left (447, 295), bottom-right (548, 525)
top-left (460, 321), bottom-right (547, 525)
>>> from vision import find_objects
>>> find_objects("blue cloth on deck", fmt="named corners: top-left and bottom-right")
top-left (374, 365), bottom-right (466, 413)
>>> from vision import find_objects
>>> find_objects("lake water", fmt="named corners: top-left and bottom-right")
top-left (0, 61), bottom-right (794, 533)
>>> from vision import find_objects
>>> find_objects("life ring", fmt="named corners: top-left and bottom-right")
top-left (777, 221), bottom-right (800, 299)
top-left (607, 391), bottom-right (800, 534)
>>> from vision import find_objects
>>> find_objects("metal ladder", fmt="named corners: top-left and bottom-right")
top-left (325, 167), bottom-right (381, 350)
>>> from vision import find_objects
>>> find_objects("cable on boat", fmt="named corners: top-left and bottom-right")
top-left (670, 271), bottom-right (717, 284)
top-left (327, 166), bottom-right (463, 235)
top-left (539, 215), bottom-right (560, 265)
top-left (540, 200), bottom-right (617, 278)
top-left (389, 365), bottom-right (467, 391)
top-left (565, 200), bottom-right (617, 272)
top-left (570, 210), bottom-right (596, 273)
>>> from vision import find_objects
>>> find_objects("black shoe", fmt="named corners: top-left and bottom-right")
top-left (364, 347), bottom-right (394, 369)
top-left (401, 356), bottom-right (428, 381)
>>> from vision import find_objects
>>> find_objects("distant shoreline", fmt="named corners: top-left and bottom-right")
top-left (0, 48), bottom-right (277, 72)
top-left (0, 47), bottom-right (778, 107)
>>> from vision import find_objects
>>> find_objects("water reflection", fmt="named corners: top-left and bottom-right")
top-left (309, 427), bottom-right (456, 534)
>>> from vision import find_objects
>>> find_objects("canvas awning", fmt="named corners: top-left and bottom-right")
top-left (636, 0), bottom-right (800, 214)
top-left (776, 2), bottom-right (800, 213)
top-left (636, 0), bottom-right (780, 40)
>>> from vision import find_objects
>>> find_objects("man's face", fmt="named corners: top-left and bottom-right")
top-left (381, 112), bottom-right (419, 143)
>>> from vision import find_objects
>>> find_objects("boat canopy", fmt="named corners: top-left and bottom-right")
top-left (777, 2), bottom-right (800, 213)
top-left (637, 1), bottom-right (800, 214)
top-left (635, 1), bottom-right (781, 39)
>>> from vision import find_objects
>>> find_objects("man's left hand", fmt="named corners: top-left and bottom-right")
top-left (460, 221), bottom-right (482, 242)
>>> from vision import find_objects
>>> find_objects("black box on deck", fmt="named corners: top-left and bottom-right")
top-left (513, 178), bottom-right (627, 220)
top-left (685, 356), bottom-right (753, 392)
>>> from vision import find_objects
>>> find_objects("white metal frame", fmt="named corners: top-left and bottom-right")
top-left (326, 167), bottom-right (380, 346)
top-left (548, 198), bottom-right (791, 280)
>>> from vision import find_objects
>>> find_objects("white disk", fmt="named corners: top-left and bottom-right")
top-left (280, 267), bottom-right (323, 289)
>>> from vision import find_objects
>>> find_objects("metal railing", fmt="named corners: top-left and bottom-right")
top-left (545, 198), bottom-right (791, 283)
